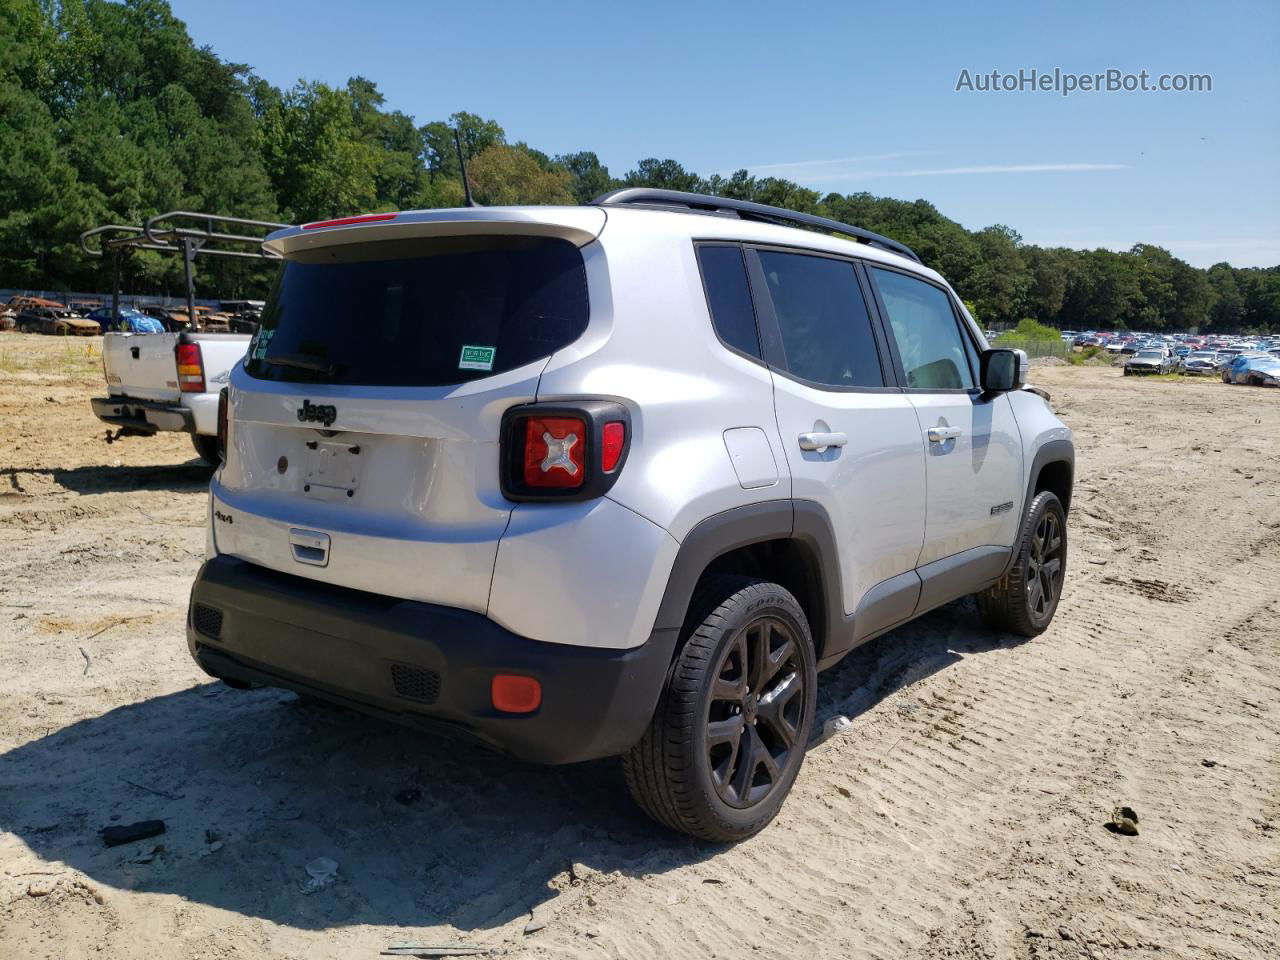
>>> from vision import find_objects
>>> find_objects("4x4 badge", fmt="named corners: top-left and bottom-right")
top-left (297, 399), bottom-right (337, 427)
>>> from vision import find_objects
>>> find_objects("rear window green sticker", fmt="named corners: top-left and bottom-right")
top-left (458, 344), bottom-right (496, 371)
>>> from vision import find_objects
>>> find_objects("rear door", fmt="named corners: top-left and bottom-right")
top-left (746, 246), bottom-right (926, 624)
top-left (102, 332), bottom-right (182, 401)
top-left (866, 266), bottom-right (1022, 567)
top-left (212, 233), bottom-right (593, 615)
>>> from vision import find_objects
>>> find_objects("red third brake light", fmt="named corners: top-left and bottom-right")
top-left (301, 213), bottom-right (398, 230)
top-left (176, 341), bottom-right (205, 393)
top-left (523, 416), bottom-right (587, 488)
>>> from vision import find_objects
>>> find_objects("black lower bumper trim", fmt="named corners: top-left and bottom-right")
top-left (187, 555), bottom-right (677, 764)
top-left (91, 396), bottom-right (193, 434)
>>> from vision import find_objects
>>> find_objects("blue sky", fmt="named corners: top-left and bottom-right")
top-left (169, 0), bottom-right (1278, 268)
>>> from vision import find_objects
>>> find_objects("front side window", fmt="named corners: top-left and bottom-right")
top-left (870, 268), bottom-right (975, 391)
top-left (757, 250), bottom-right (884, 388)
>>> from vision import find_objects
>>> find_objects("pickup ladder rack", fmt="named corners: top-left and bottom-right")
top-left (591, 188), bottom-right (921, 263)
top-left (80, 211), bottom-right (287, 330)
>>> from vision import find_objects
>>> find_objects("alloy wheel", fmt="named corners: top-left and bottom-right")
top-left (704, 616), bottom-right (806, 809)
top-left (1026, 510), bottom-right (1064, 620)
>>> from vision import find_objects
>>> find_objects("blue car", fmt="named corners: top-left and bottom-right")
top-left (88, 307), bottom-right (165, 334)
top-left (1222, 354), bottom-right (1280, 386)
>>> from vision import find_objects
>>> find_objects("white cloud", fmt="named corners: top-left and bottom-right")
top-left (731, 150), bottom-right (935, 177)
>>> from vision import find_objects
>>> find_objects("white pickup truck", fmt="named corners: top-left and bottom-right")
top-left (91, 332), bottom-right (250, 462)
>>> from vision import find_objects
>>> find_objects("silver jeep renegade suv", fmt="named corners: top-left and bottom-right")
top-left (188, 189), bottom-right (1074, 841)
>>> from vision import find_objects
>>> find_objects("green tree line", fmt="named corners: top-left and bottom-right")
top-left (3, 0), bottom-right (1278, 331)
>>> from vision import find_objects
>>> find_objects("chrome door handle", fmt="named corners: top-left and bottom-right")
top-left (798, 431), bottom-right (848, 451)
top-left (927, 426), bottom-right (963, 443)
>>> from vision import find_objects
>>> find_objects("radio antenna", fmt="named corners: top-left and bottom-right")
top-left (453, 128), bottom-right (478, 207)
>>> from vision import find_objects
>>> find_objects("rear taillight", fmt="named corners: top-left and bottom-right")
top-left (501, 401), bottom-right (630, 501)
top-left (522, 416), bottom-right (587, 489)
top-left (216, 387), bottom-right (229, 462)
top-left (176, 341), bottom-right (205, 393)
top-left (601, 421), bottom-right (626, 472)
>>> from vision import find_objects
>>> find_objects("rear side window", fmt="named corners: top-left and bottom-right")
top-left (870, 268), bottom-right (974, 390)
top-left (245, 235), bottom-right (588, 386)
top-left (697, 245), bottom-right (760, 359)
top-left (757, 250), bottom-right (884, 388)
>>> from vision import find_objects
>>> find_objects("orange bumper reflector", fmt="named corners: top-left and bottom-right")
top-left (491, 674), bottom-right (542, 713)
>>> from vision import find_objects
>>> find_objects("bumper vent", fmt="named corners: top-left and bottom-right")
top-left (390, 663), bottom-right (441, 705)
top-left (192, 603), bottom-right (224, 640)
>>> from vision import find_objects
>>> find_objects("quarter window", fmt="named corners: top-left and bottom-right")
top-left (871, 268), bottom-right (975, 390)
top-left (757, 250), bottom-right (884, 388)
top-left (697, 245), bottom-right (761, 359)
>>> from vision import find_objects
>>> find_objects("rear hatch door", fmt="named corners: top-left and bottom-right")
top-left (212, 224), bottom-right (599, 613)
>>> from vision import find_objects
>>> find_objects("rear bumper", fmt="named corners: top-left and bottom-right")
top-left (187, 555), bottom-right (677, 764)
top-left (91, 396), bottom-right (193, 434)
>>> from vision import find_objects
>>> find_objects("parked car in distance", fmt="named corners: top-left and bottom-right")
top-left (139, 305), bottom-right (192, 332)
top-left (219, 300), bottom-right (264, 334)
top-left (1222, 354), bottom-right (1280, 386)
top-left (1180, 351), bottom-right (1221, 375)
top-left (15, 305), bottom-right (100, 336)
top-left (88, 306), bottom-right (166, 333)
top-left (1124, 348), bottom-right (1173, 375)
top-left (190, 306), bottom-right (232, 332)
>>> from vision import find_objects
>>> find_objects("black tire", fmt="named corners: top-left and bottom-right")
top-left (976, 490), bottom-right (1067, 638)
top-left (623, 577), bottom-right (817, 842)
top-left (191, 433), bottom-right (220, 465)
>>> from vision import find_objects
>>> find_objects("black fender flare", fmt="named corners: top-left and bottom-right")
top-left (998, 439), bottom-right (1075, 579)
top-left (650, 500), bottom-right (847, 664)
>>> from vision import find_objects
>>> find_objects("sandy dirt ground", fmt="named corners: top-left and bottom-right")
top-left (1, 332), bottom-right (1277, 960)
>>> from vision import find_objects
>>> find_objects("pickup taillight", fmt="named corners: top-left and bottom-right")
top-left (176, 341), bottom-right (205, 393)
top-left (500, 401), bottom-right (631, 502)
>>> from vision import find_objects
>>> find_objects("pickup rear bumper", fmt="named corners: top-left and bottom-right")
top-left (91, 396), bottom-right (193, 435)
top-left (186, 555), bottom-right (678, 765)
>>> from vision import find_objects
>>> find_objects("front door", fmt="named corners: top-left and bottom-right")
top-left (866, 266), bottom-right (1023, 567)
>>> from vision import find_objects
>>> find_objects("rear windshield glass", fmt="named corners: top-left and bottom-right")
top-left (244, 235), bottom-right (588, 386)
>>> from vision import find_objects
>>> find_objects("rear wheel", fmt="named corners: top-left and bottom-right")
top-left (191, 433), bottom-right (220, 465)
top-left (977, 491), bottom-right (1067, 637)
top-left (623, 577), bottom-right (816, 842)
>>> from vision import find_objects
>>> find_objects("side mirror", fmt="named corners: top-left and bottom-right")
top-left (980, 348), bottom-right (1027, 392)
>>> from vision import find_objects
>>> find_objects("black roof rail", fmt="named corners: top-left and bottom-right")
top-left (591, 187), bottom-right (921, 263)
